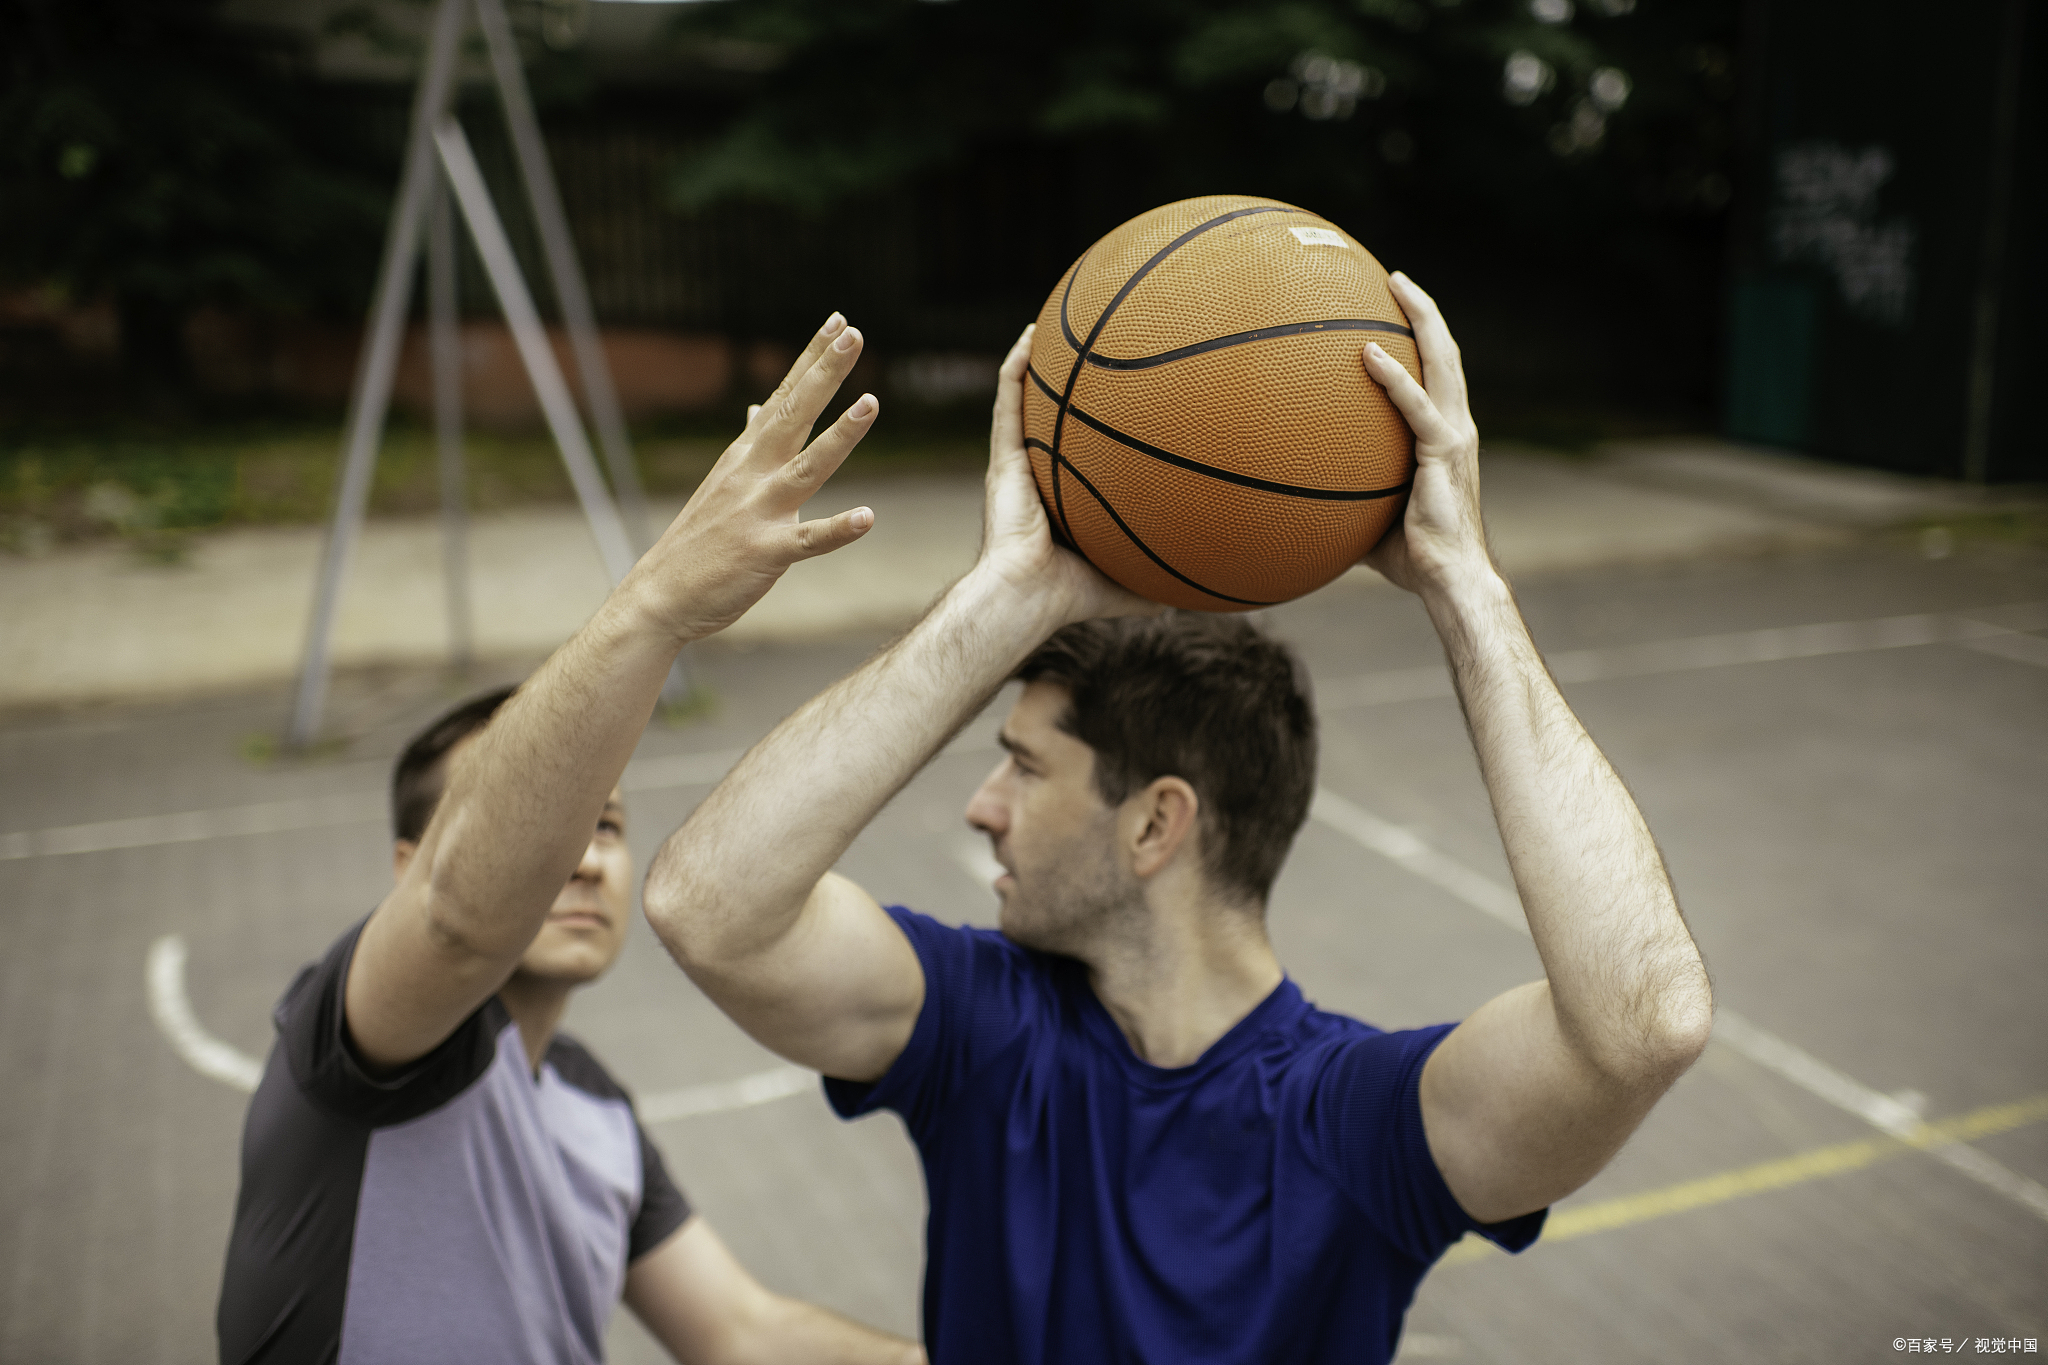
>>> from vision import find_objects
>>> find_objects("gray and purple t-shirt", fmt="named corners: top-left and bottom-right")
top-left (217, 920), bottom-right (692, 1364)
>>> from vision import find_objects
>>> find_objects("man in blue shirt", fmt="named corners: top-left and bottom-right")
top-left (645, 273), bottom-right (1715, 1363)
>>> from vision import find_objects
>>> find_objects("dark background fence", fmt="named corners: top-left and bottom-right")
top-left (2, 0), bottom-right (2039, 478)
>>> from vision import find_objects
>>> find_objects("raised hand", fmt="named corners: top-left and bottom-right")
top-left (629, 313), bottom-right (880, 642)
top-left (1360, 274), bottom-right (1490, 596)
top-left (978, 324), bottom-right (1157, 625)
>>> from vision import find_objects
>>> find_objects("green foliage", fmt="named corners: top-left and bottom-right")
top-left (662, 0), bottom-right (1738, 237)
top-left (0, 0), bottom-right (393, 380)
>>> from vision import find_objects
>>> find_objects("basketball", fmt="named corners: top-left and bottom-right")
top-left (1023, 195), bottom-right (1421, 612)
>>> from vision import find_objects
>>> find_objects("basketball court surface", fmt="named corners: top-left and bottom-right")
top-left (2, 536), bottom-right (2044, 1363)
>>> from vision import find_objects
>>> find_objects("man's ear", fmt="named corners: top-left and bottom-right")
top-left (392, 838), bottom-right (419, 885)
top-left (1127, 777), bottom-right (1200, 880)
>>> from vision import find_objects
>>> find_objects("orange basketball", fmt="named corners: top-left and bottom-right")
top-left (1023, 195), bottom-right (1419, 611)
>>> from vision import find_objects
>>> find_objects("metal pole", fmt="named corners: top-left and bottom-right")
top-left (287, 0), bottom-right (467, 749)
top-left (471, 0), bottom-right (651, 548)
top-left (434, 118), bottom-right (638, 585)
top-left (1960, 0), bottom-right (2028, 485)
top-left (429, 171), bottom-right (474, 674)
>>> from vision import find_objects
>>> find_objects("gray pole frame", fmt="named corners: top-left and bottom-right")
top-left (429, 173), bottom-right (474, 675)
top-left (471, 0), bottom-right (695, 703)
top-left (472, 0), bottom-right (650, 547)
top-left (286, 0), bottom-right (467, 749)
top-left (286, 0), bottom-right (679, 749)
top-left (433, 118), bottom-right (637, 583)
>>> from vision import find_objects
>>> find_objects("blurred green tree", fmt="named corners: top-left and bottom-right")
top-left (0, 0), bottom-right (391, 388)
top-left (663, 0), bottom-right (1741, 427)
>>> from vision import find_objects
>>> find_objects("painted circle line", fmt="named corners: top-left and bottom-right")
top-left (146, 934), bottom-right (813, 1124)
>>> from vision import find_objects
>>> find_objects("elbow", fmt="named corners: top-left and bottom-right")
top-left (640, 861), bottom-right (735, 976)
top-left (1631, 971), bottom-right (1716, 1086)
top-left (1650, 987), bottom-right (1715, 1078)
top-left (1572, 969), bottom-right (1714, 1093)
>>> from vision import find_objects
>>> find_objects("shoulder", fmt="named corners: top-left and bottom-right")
top-left (544, 1032), bottom-right (632, 1107)
top-left (882, 904), bottom-right (1027, 960)
top-left (882, 904), bottom-right (1060, 999)
top-left (273, 917), bottom-right (508, 1126)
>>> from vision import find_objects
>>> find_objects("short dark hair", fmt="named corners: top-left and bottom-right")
top-left (390, 685), bottom-right (518, 842)
top-left (1017, 615), bottom-right (1317, 906)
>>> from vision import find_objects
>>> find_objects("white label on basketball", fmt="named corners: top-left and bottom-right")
top-left (1290, 226), bottom-right (1349, 248)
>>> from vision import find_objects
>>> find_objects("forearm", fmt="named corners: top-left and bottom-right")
top-left (648, 567), bottom-right (1060, 961)
top-left (736, 1297), bottom-right (923, 1365)
top-left (416, 585), bottom-right (678, 956)
top-left (1423, 564), bottom-right (1712, 1078)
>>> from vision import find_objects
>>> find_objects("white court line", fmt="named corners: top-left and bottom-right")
top-left (3, 792), bottom-right (385, 862)
top-left (1, 747), bottom-right (747, 863)
top-left (148, 936), bottom-right (266, 1092)
top-left (1317, 603), bottom-right (2048, 710)
top-left (1308, 788), bottom-right (2048, 1225)
top-left (10, 606), bottom-right (2040, 862)
top-left (145, 933), bottom-right (816, 1124)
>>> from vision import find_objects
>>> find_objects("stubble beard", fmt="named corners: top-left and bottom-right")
top-left (999, 823), bottom-right (1143, 960)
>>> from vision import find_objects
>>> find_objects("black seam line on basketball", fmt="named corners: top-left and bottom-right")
top-left (1084, 318), bottom-right (1415, 371)
top-left (1051, 203), bottom-right (1293, 478)
top-left (1054, 455), bottom-right (1277, 608)
top-left (1057, 253), bottom-right (1090, 357)
top-left (1049, 250), bottom-right (1093, 543)
top-left (1026, 364), bottom-right (1062, 405)
top-left (1049, 204), bottom-right (1292, 547)
top-left (1063, 404), bottom-right (1414, 503)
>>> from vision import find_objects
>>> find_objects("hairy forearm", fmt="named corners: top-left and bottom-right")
top-left (418, 588), bottom-right (677, 957)
top-left (1424, 564), bottom-right (1712, 1080)
top-left (647, 569), bottom-right (1059, 962)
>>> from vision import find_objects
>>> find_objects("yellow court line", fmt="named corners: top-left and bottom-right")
top-left (1439, 1092), bottom-right (2048, 1267)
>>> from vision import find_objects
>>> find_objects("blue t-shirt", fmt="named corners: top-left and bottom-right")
top-left (827, 906), bottom-right (1544, 1364)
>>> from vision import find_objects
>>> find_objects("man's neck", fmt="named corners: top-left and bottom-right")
top-left (1083, 896), bottom-right (1284, 1070)
top-left (496, 971), bottom-right (574, 1075)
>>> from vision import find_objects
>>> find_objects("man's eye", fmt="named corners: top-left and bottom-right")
top-left (598, 819), bottom-right (623, 836)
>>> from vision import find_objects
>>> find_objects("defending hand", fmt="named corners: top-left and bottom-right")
top-left (629, 313), bottom-right (879, 642)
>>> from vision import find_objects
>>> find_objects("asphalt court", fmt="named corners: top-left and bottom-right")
top-left (1, 536), bottom-right (2045, 1363)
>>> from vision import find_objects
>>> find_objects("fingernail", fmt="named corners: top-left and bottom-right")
top-left (821, 312), bottom-right (846, 337)
top-left (833, 327), bottom-right (859, 353)
top-left (1365, 342), bottom-right (1387, 360)
top-left (851, 393), bottom-right (876, 418)
top-left (851, 507), bottom-right (874, 530)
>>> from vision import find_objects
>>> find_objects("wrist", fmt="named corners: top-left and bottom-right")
top-left (1415, 553), bottom-right (1510, 616)
top-left (1416, 557), bottom-right (1520, 648)
top-left (954, 560), bottom-right (1080, 643)
top-left (600, 566), bottom-right (698, 654)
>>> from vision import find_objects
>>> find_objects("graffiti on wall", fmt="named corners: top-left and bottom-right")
top-left (1772, 142), bottom-right (1917, 326)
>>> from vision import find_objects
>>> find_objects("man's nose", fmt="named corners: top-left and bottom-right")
top-left (572, 837), bottom-right (605, 880)
top-left (964, 761), bottom-right (1009, 834)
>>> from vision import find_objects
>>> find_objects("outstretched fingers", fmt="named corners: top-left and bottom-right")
top-left (751, 314), bottom-right (862, 457)
top-left (779, 392), bottom-right (880, 500)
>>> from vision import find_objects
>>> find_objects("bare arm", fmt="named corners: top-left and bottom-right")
top-left (625, 1219), bottom-right (922, 1365)
top-left (1362, 275), bottom-right (1715, 1224)
top-left (345, 315), bottom-right (881, 1069)
top-left (643, 327), bottom-right (1150, 1083)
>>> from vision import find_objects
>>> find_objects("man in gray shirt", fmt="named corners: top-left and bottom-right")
top-left (217, 314), bottom-right (920, 1365)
